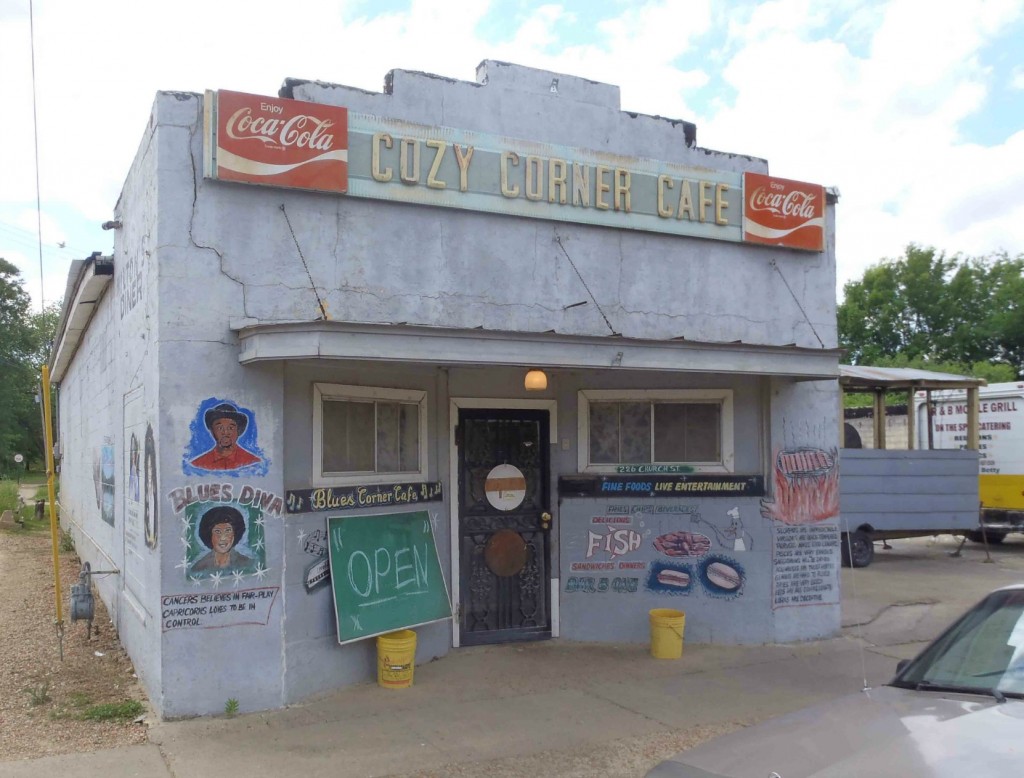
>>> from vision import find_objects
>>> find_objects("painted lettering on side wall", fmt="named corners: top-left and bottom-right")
top-left (772, 524), bottom-right (840, 609)
top-left (285, 481), bottom-right (443, 514)
top-left (559, 475), bottom-right (765, 498)
top-left (118, 232), bottom-right (146, 319)
top-left (170, 483), bottom-right (285, 517)
top-left (160, 587), bottom-right (279, 631)
top-left (564, 576), bottom-right (639, 594)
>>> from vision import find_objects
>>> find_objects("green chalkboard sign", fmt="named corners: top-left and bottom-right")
top-left (328, 510), bottom-right (452, 644)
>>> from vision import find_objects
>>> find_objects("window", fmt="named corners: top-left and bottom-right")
top-left (578, 389), bottom-right (734, 473)
top-left (313, 384), bottom-right (427, 484)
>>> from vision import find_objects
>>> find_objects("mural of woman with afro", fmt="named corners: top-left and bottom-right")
top-left (191, 505), bottom-right (254, 573)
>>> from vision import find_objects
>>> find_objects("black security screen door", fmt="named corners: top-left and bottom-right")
top-left (458, 409), bottom-right (551, 645)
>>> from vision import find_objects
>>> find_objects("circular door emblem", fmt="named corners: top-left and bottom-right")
top-left (484, 529), bottom-right (528, 577)
top-left (484, 464), bottom-right (527, 511)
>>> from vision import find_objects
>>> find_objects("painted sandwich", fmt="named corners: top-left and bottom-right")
top-left (656, 568), bottom-right (691, 588)
top-left (705, 561), bottom-right (742, 590)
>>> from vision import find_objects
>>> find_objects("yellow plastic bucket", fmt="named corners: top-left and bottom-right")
top-left (376, 629), bottom-right (417, 688)
top-left (649, 608), bottom-right (685, 659)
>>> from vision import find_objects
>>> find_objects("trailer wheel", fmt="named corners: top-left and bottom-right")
top-left (841, 531), bottom-right (874, 568)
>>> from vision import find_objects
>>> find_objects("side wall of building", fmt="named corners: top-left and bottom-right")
top-left (58, 104), bottom-right (164, 704)
top-left (767, 378), bottom-right (843, 642)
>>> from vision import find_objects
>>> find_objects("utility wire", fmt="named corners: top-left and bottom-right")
top-left (29, 0), bottom-right (45, 311)
top-left (280, 204), bottom-right (329, 320)
top-left (770, 258), bottom-right (826, 348)
top-left (554, 235), bottom-right (618, 336)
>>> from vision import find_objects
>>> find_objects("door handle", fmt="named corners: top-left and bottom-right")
top-left (540, 512), bottom-right (551, 530)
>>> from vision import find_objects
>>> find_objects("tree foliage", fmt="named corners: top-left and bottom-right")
top-left (0, 258), bottom-right (61, 475)
top-left (838, 245), bottom-right (1024, 378)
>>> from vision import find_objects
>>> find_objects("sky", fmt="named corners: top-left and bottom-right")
top-left (2, 0), bottom-right (1022, 311)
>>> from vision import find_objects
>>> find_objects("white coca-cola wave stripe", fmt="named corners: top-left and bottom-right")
top-left (744, 216), bottom-right (824, 240)
top-left (216, 147), bottom-right (348, 177)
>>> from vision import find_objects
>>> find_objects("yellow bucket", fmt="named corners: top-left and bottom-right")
top-left (649, 608), bottom-right (685, 659)
top-left (376, 629), bottom-right (417, 688)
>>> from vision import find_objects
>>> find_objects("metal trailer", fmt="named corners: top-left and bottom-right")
top-left (914, 382), bottom-right (1024, 543)
top-left (838, 366), bottom-right (985, 567)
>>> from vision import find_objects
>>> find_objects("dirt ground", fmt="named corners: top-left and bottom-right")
top-left (0, 504), bottom-right (149, 761)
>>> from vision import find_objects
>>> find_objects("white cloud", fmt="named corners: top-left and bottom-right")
top-left (1, 0), bottom-right (1021, 308)
top-left (697, 0), bottom-right (1024, 288)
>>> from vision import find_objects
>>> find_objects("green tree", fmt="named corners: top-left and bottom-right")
top-left (839, 245), bottom-right (1024, 378)
top-left (0, 259), bottom-right (60, 474)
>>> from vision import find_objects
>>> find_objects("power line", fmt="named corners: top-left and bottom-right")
top-left (28, 0), bottom-right (45, 312)
top-left (0, 223), bottom-right (94, 259)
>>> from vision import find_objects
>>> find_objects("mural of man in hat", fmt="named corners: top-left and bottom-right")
top-left (189, 402), bottom-right (262, 471)
top-left (191, 505), bottom-right (253, 573)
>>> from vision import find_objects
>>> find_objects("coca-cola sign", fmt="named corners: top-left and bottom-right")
top-left (743, 173), bottom-right (824, 252)
top-left (204, 90), bottom-right (348, 193)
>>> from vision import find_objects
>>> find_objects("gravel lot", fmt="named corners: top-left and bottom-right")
top-left (0, 519), bottom-right (148, 761)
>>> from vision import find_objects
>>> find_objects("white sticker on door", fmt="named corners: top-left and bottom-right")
top-left (485, 464), bottom-right (527, 511)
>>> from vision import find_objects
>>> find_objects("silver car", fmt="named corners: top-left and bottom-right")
top-left (647, 584), bottom-right (1024, 777)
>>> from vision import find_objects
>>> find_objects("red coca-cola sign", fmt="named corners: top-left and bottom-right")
top-left (206, 90), bottom-right (348, 193)
top-left (743, 172), bottom-right (824, 252)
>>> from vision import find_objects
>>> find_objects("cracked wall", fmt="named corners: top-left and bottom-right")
top-left (152, 61), bottom-right (836, 352)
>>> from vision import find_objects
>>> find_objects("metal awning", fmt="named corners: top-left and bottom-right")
top-left (839, 364), bottom-right (986, 391)
top-left (234, 320), bottom-right (843, 379)
top-left (840, 364), bottom-right (985, 450)
top-left (49, 254), bottom-right (114, 383)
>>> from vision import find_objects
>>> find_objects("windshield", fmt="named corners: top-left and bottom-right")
top-left (893, 589), bottom-right (1024, 698)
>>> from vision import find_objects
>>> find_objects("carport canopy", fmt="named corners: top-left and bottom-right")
top-left (839, 365), bottom-right (986, 450)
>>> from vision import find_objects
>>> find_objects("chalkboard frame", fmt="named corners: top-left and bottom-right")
top-left (327, 510), bottom-right (453, 645)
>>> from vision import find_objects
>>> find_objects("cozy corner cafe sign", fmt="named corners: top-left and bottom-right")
top-left (203, 89), bottom-right (825, 252)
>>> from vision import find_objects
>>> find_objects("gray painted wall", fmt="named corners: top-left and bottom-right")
top-left (57, 100), bottom-right (165, 708)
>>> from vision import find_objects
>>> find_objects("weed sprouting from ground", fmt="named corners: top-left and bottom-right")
top-left (78, 700), bottom-right (144, 722)
top-left (27, 681), bottom-right (51, 706)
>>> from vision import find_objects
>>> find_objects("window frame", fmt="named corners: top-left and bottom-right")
top-left (577, 389), bottom-right (734, 473)
top-left (313, 383), bottom-right (429, 486)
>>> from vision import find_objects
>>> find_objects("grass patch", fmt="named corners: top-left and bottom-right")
top-left (0, 480), bottom-right (19, 514)
top-left (68, 691), bottom-right (94, 708)
top-left (9, 507), bottom-right (49, 533)
top-left (79, 700), bottom-right (144, 722)
top-left (19, 470), bottom-right (48, 485)
top-left (27, 681), bottom-right (51, 706)
top-left (50, 692), bottom-right (98, 720)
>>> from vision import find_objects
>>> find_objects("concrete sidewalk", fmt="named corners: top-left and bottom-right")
top-left (0, 635), bottom-right (903, 778)
top-left (7, 535), bottom-right (1020, 778)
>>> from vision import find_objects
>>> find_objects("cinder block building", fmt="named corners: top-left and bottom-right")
top-left (50, 61), bottom-right (843, 717)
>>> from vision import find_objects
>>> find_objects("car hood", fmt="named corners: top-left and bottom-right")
top-left (647, 685), bottom-right (1024, 778)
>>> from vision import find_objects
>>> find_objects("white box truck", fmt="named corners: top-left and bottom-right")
top-left (915, 382), bottom-right (1024, 542)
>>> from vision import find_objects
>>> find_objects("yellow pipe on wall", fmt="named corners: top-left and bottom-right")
top-left (41, 365), bottom-right (63, 628)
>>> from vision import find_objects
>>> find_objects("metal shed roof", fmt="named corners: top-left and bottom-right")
top-left (839, 364), bottom-right (986, 391)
